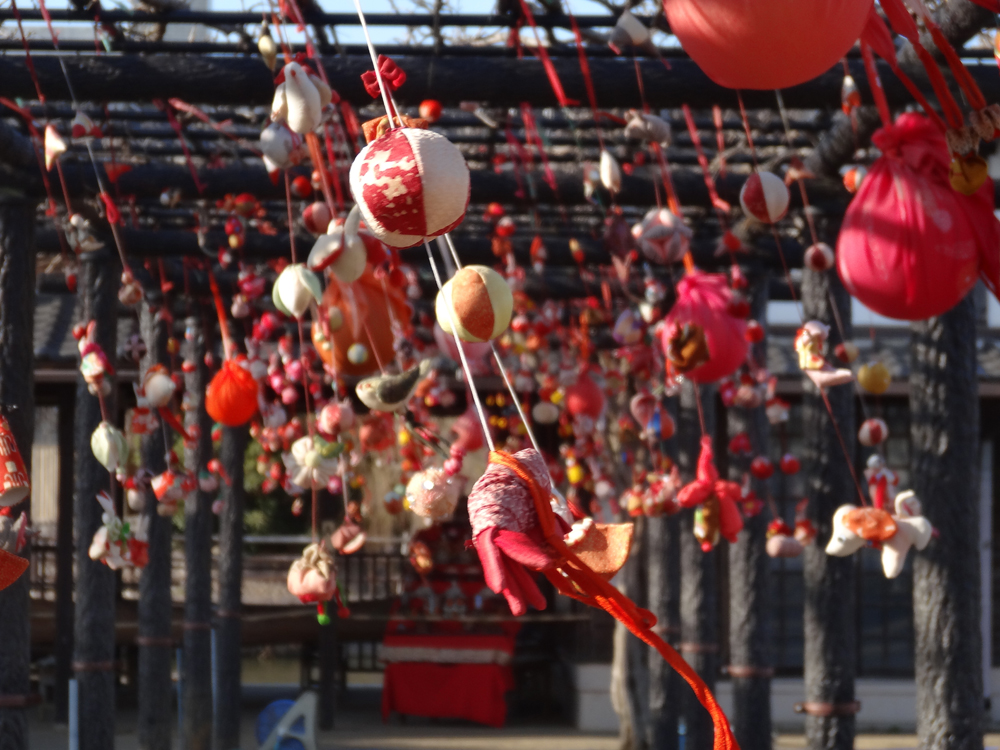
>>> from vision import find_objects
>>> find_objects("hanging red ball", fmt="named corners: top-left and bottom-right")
top-left (419, 99), bottom-right (443, 123)
top-left (750, 456), bottom-right (774, 480)
top-left (779, 454), bottom-right (801, 475)
top-left (744, 320), bottom-right (764, 343)
top-left (290, 175), bottom-right (312, 198)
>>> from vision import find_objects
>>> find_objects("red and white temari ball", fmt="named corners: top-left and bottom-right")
top-left (858, 418), bottom-right (889, 447)
top-left (349, 127), bottom-right (470, 249)
top-left (740, 172), bottom-right (789, 224)
top-left (435, 265), bottom-right (513, 343)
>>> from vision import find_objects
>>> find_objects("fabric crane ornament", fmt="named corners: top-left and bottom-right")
top-left (287, 542), bottom-right (348, 624)
top-left (0, 509), bottom-right (29, 590)
top-left (838, 113), bottom-right (1000, 320)
top-left (466, 448), bottom-right (739, 750)
top-left (662, 0), bottom-right (872, 90)
top-left (349, 128), bottom-right (471, 249)
top-left (632, 207), bottom-right (691, 265)
top-left (661, 270), bottom-right (747, 383)
top-left (271, 61), bottom-right (333, 135)
top-left (676, 436), bottom-right (744, 551)
top-left (793, 321), bottom-right (853, 388)
top-left (435, 265), bottom-right (514, 343)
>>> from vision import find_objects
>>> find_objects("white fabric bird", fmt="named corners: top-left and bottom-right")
top-left (271, 62), bottom-right (333, 135)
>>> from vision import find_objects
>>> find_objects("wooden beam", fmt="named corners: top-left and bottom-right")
top-left (0, 54), bottom-right (994, 110)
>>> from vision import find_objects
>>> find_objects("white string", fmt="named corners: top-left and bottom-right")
top-left (441, 234), bottom-right (546, 459)
top-left (423, 242), bottom-right (495, 453)
top-left (349, 0), bottom-right (398, 126)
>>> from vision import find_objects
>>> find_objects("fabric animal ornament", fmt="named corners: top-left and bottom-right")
top-left (271, 61), bottom-right (333, 135)
top-left (881, 491), bottom-right (933, 578)
top-left (287, 542), bottom-right (349, 623)
top-left (466, 448), bottom-right (739, 750)
top-left (793, 321), bottom-right (853, 388)
top-left (661, 270), bottom-right (747, 383)
top-left (78, 320), bottom-right (115, 396)
top-left (676, 436), bottom-right (743, 551)
top-left (283, 436), bottom-right (343, 493)
top-left (623, 110), bottom-right (672, 145)
top-left (356, 361), bottom-right (429, 413)
top-left (837, 113), bottom-right (1000, 320)
top-left (88, 491), bottom-right (149, 570)
top-left (826, 492), bottom-right (932, 578)
top-left (0, 509), bottom-right (29, 590)
top-left (259, 121), bottom-right (303, 176)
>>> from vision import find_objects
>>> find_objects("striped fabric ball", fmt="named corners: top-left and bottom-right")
top-left (435, 265), bottom-right (513, 343)
top-left (349, 127), bottom-right (470, 249)
top-left (739, 171), bottom-right (789, 224)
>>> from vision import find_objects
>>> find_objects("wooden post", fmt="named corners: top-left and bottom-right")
top-left (137, 299), bottom-right (174, 750)
top-left (616, 516), bottom-right (650, 750)
top-left (678, 381), bottom-right (717, 750)
top-left (726, 275), bottom-right (772, 750)
top-left (54, 384), bottom-right (76, 723)
top-left (183, 315), bottom-right (215, 750)
top-left (72, 250), bottom-right (120, 750)
top-left (801, 258), bottom-right (857, 750)
top-left (647, 397), bottom-right (681, 750)
top-left (0, 197), bottom-right (35, 750)
top-left (214, 424), bottom-right (249, 750)
top-left (910, 295), bottom-right (983, 750)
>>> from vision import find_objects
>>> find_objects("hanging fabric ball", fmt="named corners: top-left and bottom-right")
top-left (740, 172), bottom-right (789, 224)
top-left (661, 270), bottom-right (747, 383)
top-left (206, 360), bottom-right (259, 427)
top-left (349, 128), bottom-right (470, 249)
top-left (858, 361), bottom-right (892, 395)
top-left (858, 418), bottom-right (889, 447)
top-left (273, 263), bottom-right (323, 319)
top-left (804, 243), bottom-right (835, 272)
top-left (303, 202), bottom-right (332, 235)
top-left (631, 207), bottom-right (692, 265)
top-left (419, 100), bottom-right (443, 123)
top-left (435, 265), bottom-right (514, 343)
top-left (405, 467), bottom-right (461, 522)
top-left (142, 365), bottom-right (177, 408)
top-left (837, 113), bottom-right (1000, 320)
top-left (91, 421), bottom-right (128, 475)
top-left (662, 0), bottom-right (871, 90)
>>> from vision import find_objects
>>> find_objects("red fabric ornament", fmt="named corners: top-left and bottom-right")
top-left (661, 270), bottom-right (748, 383)
top-left (662, 0), bottom-right (872, 90)
top-left (206, 360), bottom-right (259, 427)
top-left (565, 368), bottom-right (605, 419)
top-left (676, 436), bottom-right (744, 545)
top-left (837, 113), bottom-right (1000, 320)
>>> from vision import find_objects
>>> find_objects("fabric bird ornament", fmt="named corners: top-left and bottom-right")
top-left (466, 447), bottom-right (739, 750)
top-left (272, 61), bottom-right (333, 135)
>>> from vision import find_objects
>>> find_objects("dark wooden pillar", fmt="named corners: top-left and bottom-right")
top-left (0, 198), bottom-right (35, 750)
top-left (137, 299), bottom-right (173, 750)
top-left (73, 250), bottom-right (120, 750)
top-left (910, 295), bottom-right (983, 750)
top-left (214, 424), bottom-right (249, 750)
top-left (54, 384), bottom-right (76, 723)
top-left (183, 315), bottom-right (215, 750)
top-left (647, 397), bottom-right (681, 750)
top-left (801, 259), bottom-right (857, 750)
top-left (620, 515), bottom-right (650, 749)
top-left (727, 275), bottom-right (772, 750)
top-left (678, 380), bottom-right (717, 750)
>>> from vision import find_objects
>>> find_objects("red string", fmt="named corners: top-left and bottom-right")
top-left (10, 0), bottom-right (44, 102)
top-left (515, 0), bottom-right (579, 107)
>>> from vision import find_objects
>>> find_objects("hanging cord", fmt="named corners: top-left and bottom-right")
top-left (735, 91), bottom-right (868, 507)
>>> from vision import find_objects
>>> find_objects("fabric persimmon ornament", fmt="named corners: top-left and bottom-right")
top-left (662, 0), bottom-right (871, 90)
top-left (661, 270), bottom-right (747, 383)
top-left (206, 360), bottom-right (258, 427)
top-left (349, 128), bottom-right (470, 249)
top-left (313, 267), bottom-right (411, 377)
top-left (838, 113), bottom-right (1000, 320)
top-left (740, 172), bottom-right (790, 224)
top-left (435, 265), bottom-right (513, 343)
top-left (466, 447), bottom-right (739, 750)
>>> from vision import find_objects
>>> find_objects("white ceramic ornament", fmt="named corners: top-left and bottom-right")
top-left (740, 171), bottom-right (790, 224)
top-left (349, 128), bottom-right (470, 249)
top-left (273, 263), bottom-right (323, 318)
